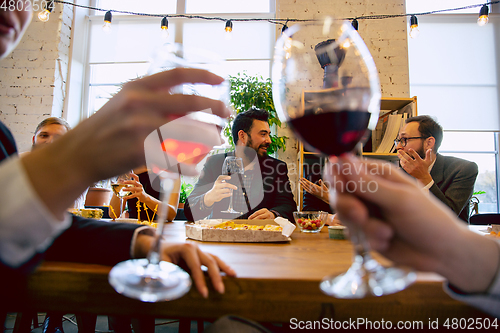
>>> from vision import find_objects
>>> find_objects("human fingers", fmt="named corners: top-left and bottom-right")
top-left (130, 173), bottom-right (140, 182)
top-left (127, 68), bottom-right (225, 92)
top-left (425, 148), bottom-right (433, 162)
top-left (160, 243), bottom-right (213, 298)
top-left (248, 208), bottom-right (270, 220)
top-left (361, 218), bottom-right (394, 252)
top-left (216, 175), bottom-right (232, 182)
top-left (122, 192), bottom-right (140, 200)
top-left (397, 150), bottom-right (413, 163)
top-left (197, 249), bottom-right (236, 294)
top-left (406, 149), bottom-right (422, 162)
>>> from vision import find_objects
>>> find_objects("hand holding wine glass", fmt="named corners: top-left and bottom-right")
top-left (221, 156), bottom-right (244, 215)
top-left (272, 17), bottom-right (415, 298)
top-left (109, 43), bottom-right (233, 302)
top-left (110, 172), bottom-right (133, 219)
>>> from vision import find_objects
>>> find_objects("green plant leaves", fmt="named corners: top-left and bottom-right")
top-left (227, 73), bottom-right (287, 154)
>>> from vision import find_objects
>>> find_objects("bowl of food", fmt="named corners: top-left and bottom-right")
top-left (293, 211), bottom-right (328, 233)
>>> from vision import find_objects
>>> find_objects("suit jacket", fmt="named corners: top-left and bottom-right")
top-left (429, 154), bottom-right (478, 223)
top-left (0, 120), bottom-right (141, 276)
top-left (185, 152), bottom-right (296, 222)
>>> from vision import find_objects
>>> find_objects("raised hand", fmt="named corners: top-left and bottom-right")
top-left (397, 148), bottom-right (433, 185)
top-left (299, 177), bottom-right (330, 204)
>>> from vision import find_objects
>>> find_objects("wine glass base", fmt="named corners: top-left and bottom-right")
top-left (109, 258), bottom-right (191, 302)
top-left (320, 263), bottom-right (416, 299)
top-left (221, 210), bottom-right (242, 214)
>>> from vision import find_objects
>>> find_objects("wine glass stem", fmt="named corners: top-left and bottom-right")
top-left (119, 198), bottom-right (123, 218)
top-left (350, 224), bottom-right (373, 265)
top-left (227, 189), bottom-right (235, 211)
top-left (147, 175), bottom-right (176, 266)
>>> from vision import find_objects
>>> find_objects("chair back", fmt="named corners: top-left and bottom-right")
top-left (469, 213), bottom-right (500, 225)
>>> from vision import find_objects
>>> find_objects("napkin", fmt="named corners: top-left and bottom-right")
top-left (274, 217), bottom-right (296, 237)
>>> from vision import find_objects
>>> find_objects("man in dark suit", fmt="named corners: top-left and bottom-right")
top-left (185, 108), bottom-right (296, 222)
top-left (396, 115), bottom-right (478, 222)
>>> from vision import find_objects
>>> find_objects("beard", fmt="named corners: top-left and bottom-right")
top-left (415, 142), bottom-right (426, 159)
top-left (246, 136), bottom-right (270, 157)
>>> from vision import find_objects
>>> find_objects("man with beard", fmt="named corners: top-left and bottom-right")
top-left (185, 108), bottom-right (296, 222)
top-left (396, 115), bottom-right (478, 222)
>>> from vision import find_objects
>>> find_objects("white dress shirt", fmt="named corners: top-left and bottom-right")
top-left (0, 156), bottom-right (71, 267)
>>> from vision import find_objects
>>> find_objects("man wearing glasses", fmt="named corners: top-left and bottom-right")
top-left (395, 116), bottom-right (478, 222)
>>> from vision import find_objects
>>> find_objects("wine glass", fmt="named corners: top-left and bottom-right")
top-left (272, 17), bottom-right (416, 298)
top-left (110, 173), bottom-right (132, 219)
top-left (221, 156), bottom-right (244, 214)
top-left (108, 43), bottom-right (229, 302)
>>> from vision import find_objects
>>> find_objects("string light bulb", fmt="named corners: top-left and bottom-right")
top-left (478, 5), bottom-right (489, 26)
top-left (102, 11), bottom-right (112, 33)
top-left (351, 19), bottom-right (359, 31)
top-left (409, 15), bottom-right (420, 39)
top-left (225, 20), bottom-right (233, 40)
top-left (161, 16), bottom-right (169, 38)
top-left (281, 23), bottom-right (288, 35)
top-left (38, 0), bottom-right (53, 22)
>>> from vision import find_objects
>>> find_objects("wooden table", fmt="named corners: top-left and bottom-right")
top-left (4, 222), bottom-right (491, 326)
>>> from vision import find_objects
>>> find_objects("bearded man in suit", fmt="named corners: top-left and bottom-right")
top-left (185, 108), bottom-right (296, 222)
top-left (396, 115), bottom-right (478, 222)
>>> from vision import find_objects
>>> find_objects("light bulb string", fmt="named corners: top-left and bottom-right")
top-left (52, 0), bottom-right (500, 25)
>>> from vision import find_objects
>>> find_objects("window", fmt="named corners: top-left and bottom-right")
top-left (406, 0), bottom-right (500, 213)
top-left (82, 0), bottom-right (275, 116)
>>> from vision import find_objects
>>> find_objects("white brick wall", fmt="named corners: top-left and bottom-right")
top-left (276, 0), bottom-right (409, 202)
top-left (0, 3), bottom-right (73, 153)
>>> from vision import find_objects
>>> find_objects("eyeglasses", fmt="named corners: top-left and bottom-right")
top-left (394, 136), bottom-right (426, 147)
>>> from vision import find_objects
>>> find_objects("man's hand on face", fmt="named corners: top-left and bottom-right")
top-left (398, 148), bottom-right (434, 185)
top-left (203, 175), bottom-right (238, 207)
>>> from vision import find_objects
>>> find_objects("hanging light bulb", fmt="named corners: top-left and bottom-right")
top-left (38, 0), bottom-right (53, 22)
top-left (409, 15), bottom-right (420, 39)
top-left (351, 19), bottom-right (359, 31)
top-left (478, 5), bottom-right (489, 26)
top-left (161, 16), bottom-right (169, 38)
top-left (225, 20), bottom-right (233, 40)
top-left (102, 11), bottom-right (112, 33)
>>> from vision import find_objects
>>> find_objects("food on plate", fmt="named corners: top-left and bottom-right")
top-left (198, 220), bottom-right (282, 231)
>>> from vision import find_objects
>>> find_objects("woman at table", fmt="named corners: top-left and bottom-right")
top-left (108, 167), bottom-right (180, 222)
top-left (326, 154), bottom-right (500, 318)
top-left (0, 2), bottom-right (235, 301)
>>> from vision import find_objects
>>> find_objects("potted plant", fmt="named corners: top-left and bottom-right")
top-left (224, 73), bottom-right (288, 154)
top-left (470, 190), bottom-right (486, 216)
top-left (178, 181), bottom-right (194, 209)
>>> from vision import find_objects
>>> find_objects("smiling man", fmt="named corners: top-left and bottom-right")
top-left (185, 107), bottom-right (296, 222)
top-left (395, 115), bottom-right (478, 222)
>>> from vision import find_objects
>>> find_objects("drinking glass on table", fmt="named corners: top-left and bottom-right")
top-left (221, 156), bottom-right (244, 214)
top-left (108, 43), bottom-right (229, 302)
top-left (110, 173), bottom-right (132, 219)
top-left (272, 17), bottom-right (416, 298)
